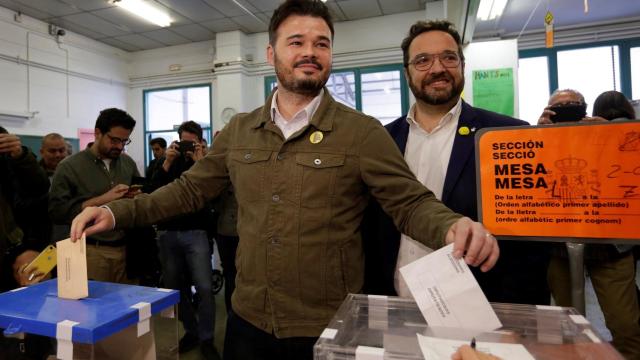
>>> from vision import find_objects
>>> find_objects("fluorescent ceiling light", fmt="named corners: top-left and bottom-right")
top-left (111, 0), bottom-right (172, 27)
top-left (477, 0), bottom-right (508, 21)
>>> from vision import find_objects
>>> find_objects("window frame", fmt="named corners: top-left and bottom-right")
top-left (142, 83), bottom-right (213, 168)
top-left (519, 38), bottom-right (640, 99)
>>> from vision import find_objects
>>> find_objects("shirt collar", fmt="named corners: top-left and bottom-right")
top-left (406, 98), bottom-right (463, 132)
top-left (270, 88), bottom-right (324, 124)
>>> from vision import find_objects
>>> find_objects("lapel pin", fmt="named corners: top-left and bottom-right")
top-left (458, 126), bottom-right (470, 136)
top-left (310, 131), bottom-right (324, 144)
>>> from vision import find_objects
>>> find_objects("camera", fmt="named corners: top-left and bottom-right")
top-left (177, 140), bottom-right (195, 154)
top-left (549, 104), bottom-right (587, 123)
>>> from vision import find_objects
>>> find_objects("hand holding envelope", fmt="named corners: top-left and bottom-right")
top-left (400, 243), bottom-right (501, 332)
top-left (57, 234), bottom-right (89, 299)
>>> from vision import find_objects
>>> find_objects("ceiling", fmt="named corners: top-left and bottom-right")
top-left (474, 0), bottom-right (640, 39)
top-left (0, 0), bottom-right (638, 52)
top-left (0, 0), bottom-right (429, 51)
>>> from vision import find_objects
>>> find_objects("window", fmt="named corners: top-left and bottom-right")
top-left (265, 64), bottom-right (408, 125)
top-left (557, 46), bottom-right (620, 114)
top-left (143, 84), bottom-right (212, 167)
top-left (631, 47), bottom-right (640, 99)
top-left (518, 56), bottom-right (550, 124)
top-left (361, 70), bottom-right (403, 125)
top-left (520, 39), bottom-right (640, 121)
top-left (327, 71), bottom-right (356, 108)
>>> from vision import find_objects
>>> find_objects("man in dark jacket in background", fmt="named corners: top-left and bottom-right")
top-left (151, 120), bottom-right (219, 360)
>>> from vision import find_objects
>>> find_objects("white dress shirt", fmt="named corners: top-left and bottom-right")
top-left (395, 98), bottom-right (463, 297)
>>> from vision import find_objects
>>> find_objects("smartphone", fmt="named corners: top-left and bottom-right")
top-left (23, 245), bottom-right (57, 277)
top-left (128, 184), bottom-right (143, 191)
top-left (549, 104), bottom-right (587, 123)
top-left (131, 176), bottom-right (146, 186)
top-left (178, 140), bottom-right (195, 154)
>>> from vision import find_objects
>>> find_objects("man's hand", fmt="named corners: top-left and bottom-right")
top-left (162, 142), bottom-right (180, 171)
top-left (103, 184), bottom-right (130, 202)
top-left (13, 250), bottom-right (48, 286)
top-left (451, 345), bottom-right (500, 360)
top-left (0, 133), bottom-right (24, 158)
top-left (445, 217), bottom-right (499, 272)
top-left (186, 142), bottom-right (205, 162)
top-left (537, 106), bottom-right (555, 125)
top-left (70, 206), bottom-right (115, 242)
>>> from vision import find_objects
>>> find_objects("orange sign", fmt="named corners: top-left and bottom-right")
top-left (477, 122), bottom-right (640, 241)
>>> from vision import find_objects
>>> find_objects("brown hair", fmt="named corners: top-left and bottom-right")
top-left (268, 0), bottom-right (334, 46)
top-left (401, 20), bottom-right (465, 67)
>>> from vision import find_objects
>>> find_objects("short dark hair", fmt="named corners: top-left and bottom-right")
top-left (592, 90), bottom-right (636, 120)
top-left (401, 20), bottom-right (465, 68)
top-left (268, 0), bottom-right (334, 46)
top-left (149, 137), bottom-right (167, 149)
top-left (178, 121), bottom-right (203, 141)
top-left (95, 108), bottom-right (136, 134)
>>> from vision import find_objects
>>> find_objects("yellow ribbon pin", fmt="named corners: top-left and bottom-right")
top-left (458, 126), bottom-right (470, 136)
top-left (310, 131), bottom-right (324, 144)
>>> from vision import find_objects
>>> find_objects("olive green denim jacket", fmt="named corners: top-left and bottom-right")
top-left (109, 91), bottom-right (461, 338)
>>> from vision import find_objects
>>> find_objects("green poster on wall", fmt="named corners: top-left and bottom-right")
top-left (472, 68), bottom-right (514, 117)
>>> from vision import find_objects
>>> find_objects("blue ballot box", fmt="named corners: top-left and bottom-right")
top-left (0, 279), bottom-right (179, 360)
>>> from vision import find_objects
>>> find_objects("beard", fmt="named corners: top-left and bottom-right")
top-left (274, 54), bottom-right (329, 96)
top-left (104, 149), bottom-right (122, 159)
top-left (99, 144), bottom-right (122, 159)
top-left (408, 71), bottom-right (464, 105)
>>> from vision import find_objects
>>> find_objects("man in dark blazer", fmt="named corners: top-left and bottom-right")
top-left (363, 20), bottom-right (550, 305)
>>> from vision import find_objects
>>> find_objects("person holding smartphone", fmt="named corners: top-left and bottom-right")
top-left (149, 120), bottom-right (219, 359)
top-left (49, 108), bottom-right (140, 284)
top-left (0, 126), bottom-right (51, 290)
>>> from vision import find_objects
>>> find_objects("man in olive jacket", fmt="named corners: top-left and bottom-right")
top-left (71, 1), bottom-right (499, 359)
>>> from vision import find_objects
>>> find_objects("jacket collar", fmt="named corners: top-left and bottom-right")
top-left (386, 100), bottom-right (480, 203)
top-left (441, 100), bottom-right (479, 203)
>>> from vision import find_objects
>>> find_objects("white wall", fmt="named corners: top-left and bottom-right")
top-left (0, 6), bottom-right (130, 159)
top-left (463, 39), bottom-right (520, 117)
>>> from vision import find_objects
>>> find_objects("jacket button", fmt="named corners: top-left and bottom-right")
top-left (277, 154), bottom-right (284, 161)
top-left (314, 158), bottom-right (322, 166)
top-left (272, 194), bottom-right (280, 202)
top-left (244, 153), bottom-right (252, 160)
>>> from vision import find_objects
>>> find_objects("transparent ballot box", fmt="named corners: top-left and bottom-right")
top-left (314, 294), bottom-right (622, 360)
top-left (0, 280), bottom-right (179, 359)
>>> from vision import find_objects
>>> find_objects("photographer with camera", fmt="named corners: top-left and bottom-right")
top-left (150, 120), bottom-right (219, 359)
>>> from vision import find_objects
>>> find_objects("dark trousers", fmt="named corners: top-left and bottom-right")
top-left (223, 311), bottom-right (317, 360)
top-left (216, 234), bottom-right (239, 313)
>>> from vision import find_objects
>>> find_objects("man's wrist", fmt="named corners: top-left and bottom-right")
top-left (100, 205), bottom-right (117, 230)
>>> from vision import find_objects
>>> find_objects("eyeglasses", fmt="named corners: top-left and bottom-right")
top-left (106, 133), bottom-right (131, 146)
top-left (408, 51), bottom-right (461, 71)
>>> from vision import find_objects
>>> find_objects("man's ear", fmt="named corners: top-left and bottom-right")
top-left (267, 44), bottom-right (275, 66)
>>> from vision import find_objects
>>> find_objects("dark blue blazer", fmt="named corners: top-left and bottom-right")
top-left (362, 101), bottom-right (551, 304)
